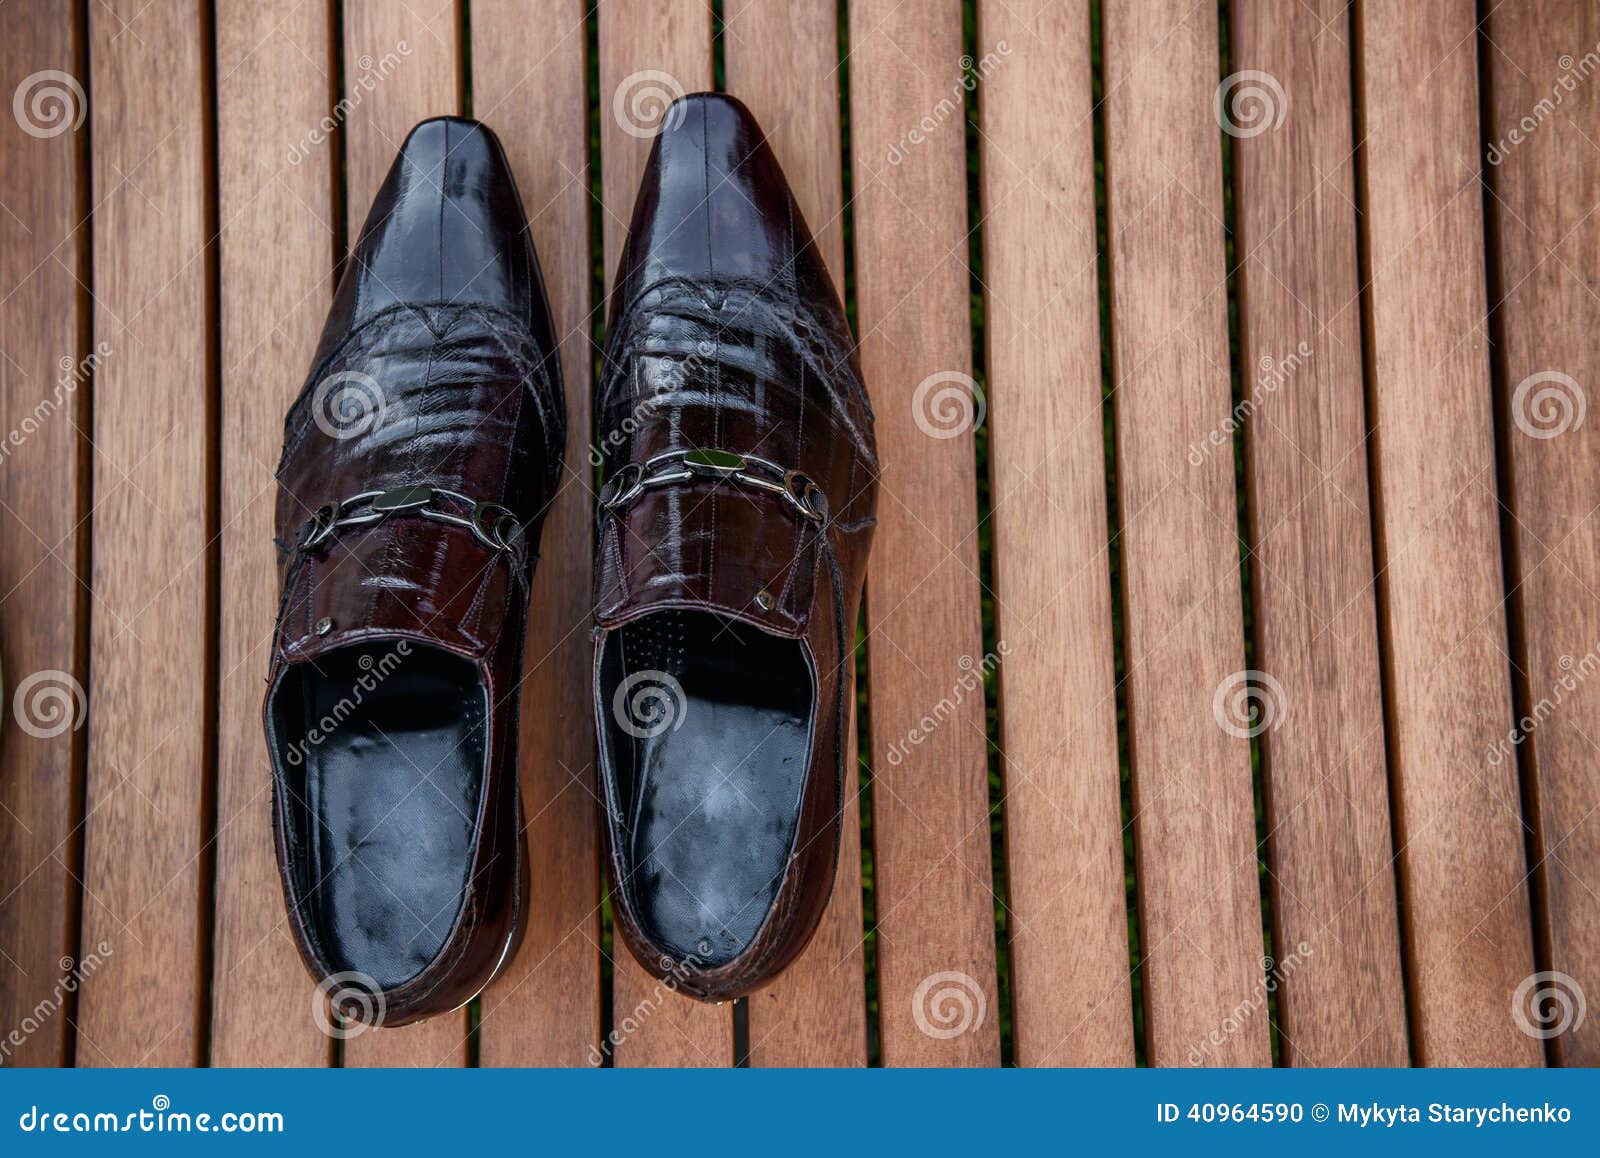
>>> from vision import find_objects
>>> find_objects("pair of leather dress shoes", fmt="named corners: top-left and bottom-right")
top-left (263, 96), bottom-right (878, 1026)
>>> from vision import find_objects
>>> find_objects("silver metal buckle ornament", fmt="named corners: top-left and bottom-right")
top-left (597, 448), bottom-right (828, 524)
top-left (296, 485), bottom-right (528, 570)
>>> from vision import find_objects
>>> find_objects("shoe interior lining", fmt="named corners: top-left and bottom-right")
top-left (270, 640), bottom-right (486, 990)
top-left (599, 610), bottom-right (813, 968)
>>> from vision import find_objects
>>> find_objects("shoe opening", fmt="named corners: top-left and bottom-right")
top-left (268, 640), bottom-right (487, 990)
top-left (598, 610), bottom-right (815, 968)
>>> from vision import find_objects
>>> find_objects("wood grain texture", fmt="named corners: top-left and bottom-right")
top-left (1484, 0), bottom-right (1600, 1067)
top-left (344, 1015), bottom-right (468, 1066)
top-left (597, 0), bottom-right (728, 1067)
top-left (340, 0), bottom-right (468, 1068)
top-left (1103, 0), bottom-right (1267, 1067)
top-left (725, 0), bottom-right (869, 1069)
top-left (0, 0), bottom-right (87, 1069)
top-left (472, 0), bottom-right (602, 1067)
top-left (76, 0), bottom-right (212, 1067)
top-left (976, 0), bottom-right (1133, 1067)
top-left (849, 0), bottom-right (1001, 1067)
top-left (1355, 0), bottom-right (1538, 1067)
top-left (342, 0), bottom-right (460, 239)
top-left (598, 0), bottom-right (712, 276)
top-left (1227, 0), bottom-right (1408, 1066)
top-left (209, 0), bottom-right (337, 1070)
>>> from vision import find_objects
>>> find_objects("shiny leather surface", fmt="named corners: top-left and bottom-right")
top-left (263, 117), bottom-right (563, 1025)
top-left (593, 94), bottom-right (878, 1001)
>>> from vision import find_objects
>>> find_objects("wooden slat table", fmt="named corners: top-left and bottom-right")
top-left (1, 0), bottom-right (1595, 1069)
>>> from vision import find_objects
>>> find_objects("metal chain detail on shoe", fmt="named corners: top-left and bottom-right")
top-left (294, 485), bottom-right (528, 571)
top-left (597, 448), bottom-right (828, 524)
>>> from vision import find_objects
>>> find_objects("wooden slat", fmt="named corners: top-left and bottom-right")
top-left (0, 0), bottom-right (87, 1068)
top-left (339, 0), bottom-right (468, 1068)
top-left (342, 0), bottom-right (461, 237)
top-left (596, 0), bottom-right (727, 1068)
top-left (209, 0), bottom-right (336, 1070)
top-left (1228, 0), bottom-right (1410, 1065)
top-left (472, 0), bottom-right (602, 1067)
top-left (1485, 0), bottom-right (1600, 1067)
top-left (1103, 0), bottom-right (1267, 1067)
top-left (849, 0), bottom-right (1001, 1067)
top-left (1356, 0), bottom-right (1538, 1066)
top-left (724, 0), bottom-right (869, 1069)
top-left (597, 0), bottom-right (712, 284)
top-left (974, 0), bottom-right (1132, 1066)
top-left (76, 0), bottom-right (212, 1066)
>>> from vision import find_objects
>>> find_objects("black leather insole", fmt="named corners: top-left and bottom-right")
top-left (600, 611), bottom-right (813, 966)
top-left (278, 642), bottom-right (486, 990)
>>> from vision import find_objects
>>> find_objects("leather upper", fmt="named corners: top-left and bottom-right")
top-left (593, 93), bottom-right (878, 1000)
top-left (263, 117), bottom-right (563, 1025)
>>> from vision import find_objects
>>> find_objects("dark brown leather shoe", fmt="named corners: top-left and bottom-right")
top-left (263, 117), bottom-right (563, 1027)
top-left (593, 93), bottom-right (878, 1001)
